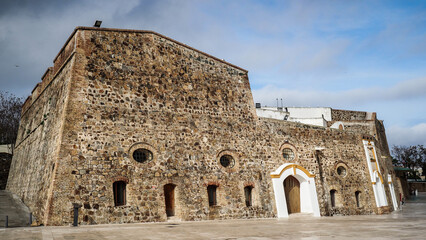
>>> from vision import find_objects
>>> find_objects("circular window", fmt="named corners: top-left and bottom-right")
top-left (220, 155), bottom-right (235, 168)
top-left (337, 166), bottom-right (347, 177)
top-left (282, 148), bottom-right (295, 161)
top-left (132, 148), bottom-right (153, 163)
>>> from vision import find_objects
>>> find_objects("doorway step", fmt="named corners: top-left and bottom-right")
top-left (167, 216), bottom-right (181, 222)
top-left (288, 213), bottom-right (314, 219)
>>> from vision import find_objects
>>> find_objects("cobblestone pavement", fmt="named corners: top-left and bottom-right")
top-left (1, 193), bottom-right (425, 239)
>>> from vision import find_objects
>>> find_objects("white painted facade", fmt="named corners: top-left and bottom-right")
top-left (362, 140), bottom-right (388, 208)
top-left (388, 174), bottom-right (398, 210)
top-left (286, 107), bottom-right (332, 121)
top-left (255, 107), bottom-right (332, 127)
top-left (255, 107), bottom-right (289, 121)
top-left (329, 121), bottom-right (345, 130)
top-left (288, 117), bottom-right (327, 127)
top-left (270, 163), bottom-right (321, 218)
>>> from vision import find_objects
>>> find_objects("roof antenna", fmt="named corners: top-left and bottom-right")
top-left (93, 20), bottom-right (102, 28)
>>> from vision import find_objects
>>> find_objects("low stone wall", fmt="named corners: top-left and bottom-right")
top-left (331, 109), bottom-right (369, 121)
top-left (409, 182), bottom-right (426, 192)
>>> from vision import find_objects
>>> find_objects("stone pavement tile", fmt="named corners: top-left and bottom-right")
top-left (0, 191), bottom-right (32, 227)
top-left (0, 193), bottom-right (425, 240)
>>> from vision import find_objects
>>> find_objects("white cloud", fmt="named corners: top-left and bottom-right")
top-left (0, 0), bottom-right (180, 96)
top-left (387, 123), bottom-right (426, 146)
top-left (252, 77), bottom-right (426, 108)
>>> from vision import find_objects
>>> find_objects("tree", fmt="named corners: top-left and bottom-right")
top-left (0, 91), bottom-right (24, 154)
top-left (420, 146), bottom-right (426, 177)
top-left (392, 145), bottom-right (426, 177)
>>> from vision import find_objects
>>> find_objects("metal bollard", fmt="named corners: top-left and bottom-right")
top-left (72, 203), bottom-right (82, 227)
top-left (5, 215), bottom-right (8, 228)
top-left (29, 213), bottom-right (32, 226)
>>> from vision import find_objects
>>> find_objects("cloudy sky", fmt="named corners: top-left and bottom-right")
top-left (1, 0), bottom-right (425, 147)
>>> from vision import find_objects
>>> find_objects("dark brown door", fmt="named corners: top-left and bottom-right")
top-left (164, 184), bottom-right (176, 217)
top-left (284, 176), bottom-right (300, 214)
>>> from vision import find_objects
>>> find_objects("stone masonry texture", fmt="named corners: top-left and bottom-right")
top-left (7, 27), bottom-right (400, 226)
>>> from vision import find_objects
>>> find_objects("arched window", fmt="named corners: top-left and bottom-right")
top-left (330, 189), bottom-right (337, 208)
top-left (113, 181), bottom-right (126, 206)
top-left (207, 185), bottom-right (218, 206)
top-left (244, 186), bottom-right (253, 207)
top-left (355, 191), bottom-right (361, 208)
top-left (282, 148), bottom-right (295, 161)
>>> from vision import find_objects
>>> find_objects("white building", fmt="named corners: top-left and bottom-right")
top-left (0, 144), bottom-right (13, 154)
top-left (255, 105), bottom-right (331, 127)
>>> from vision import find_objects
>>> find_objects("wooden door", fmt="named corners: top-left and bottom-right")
top-left (164, 184), bottom-right (175, 217)
top-left (284, 176), bottom-right (300, 214)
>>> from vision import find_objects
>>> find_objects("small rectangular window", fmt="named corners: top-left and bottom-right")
top-left (244, 186), bottom-right (253, 207)
top-left (113, 181), bottom-right (126, 206)
top-left (207, 185), bottom-right (217, 206)
top-left (355, 191), bottom-right (361, 208)
top-left (330, 190), bottom-right (336, 208)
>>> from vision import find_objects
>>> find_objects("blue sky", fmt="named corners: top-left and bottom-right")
top-left (1, 0), bottom-right (425, 147)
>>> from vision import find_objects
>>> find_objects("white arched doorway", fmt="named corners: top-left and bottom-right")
top-left (271, 163), bottom-right (321, 218)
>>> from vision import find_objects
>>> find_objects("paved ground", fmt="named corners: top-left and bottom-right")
top-left (0, 191), bottom-right (31, 227)
top-left (1, 193), bottom-right (425, 239)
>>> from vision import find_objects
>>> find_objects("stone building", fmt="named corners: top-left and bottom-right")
top-left (7, 27), bottom-right (401, 226)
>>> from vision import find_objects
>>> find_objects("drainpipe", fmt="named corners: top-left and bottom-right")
top-left (315, 147), bottom-right (330, 215)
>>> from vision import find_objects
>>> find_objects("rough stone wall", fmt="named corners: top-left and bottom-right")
top-left (42, 28), bottom-right (381, 225)
top-left (8, 27), bottom-right (397, 226)
top-left (47, 28), bottom-right (259, 225)
top-left (0, 153), bottom-right (12, 190)
top-left (396, 176), bottom-right (409, 197)
top-left (326, 113), bottom-right (399, 206)
top-left (328, 117), bottom-right (398, 210)
top-left (331, 109), bottom-right (369, 121)
top-left (374, 120), bottom-right (390, 156)
top-left (6, 51), bottom-right (76, 224)
top-left (257, 120), bottom-right (378, 216)
top-left (409, 182), bottom-right (426, 192)
top-left (338, 121), bottom-right (374, 135)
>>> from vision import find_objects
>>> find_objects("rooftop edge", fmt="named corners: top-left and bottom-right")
top-left (54, 26), bottom-right (248, 73)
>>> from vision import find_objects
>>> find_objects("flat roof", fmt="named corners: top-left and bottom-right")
top-left (394, 167), bottom-right (413, 172)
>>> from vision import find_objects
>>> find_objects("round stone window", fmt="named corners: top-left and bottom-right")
top-left (337, 166), bottom-right (347, 177)
top-left (220, 155), bottom-right (235, 168)
top-left (132, 148), bottom-right (153, 163)
top-left (282, 148), bottom-right (295, 161)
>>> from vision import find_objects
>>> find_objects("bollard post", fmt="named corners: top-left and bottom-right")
top-left (72, 203), bottom-right (82, 227)
top-left (5, 215), bottom-right (8, 228)
top-left (29, 213), bottom-right (32, 226)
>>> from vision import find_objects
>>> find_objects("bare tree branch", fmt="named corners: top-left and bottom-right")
top-left (0, 91), bottom-right (24, 154)
top-left (392, 144), bottom-right (426, 177)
